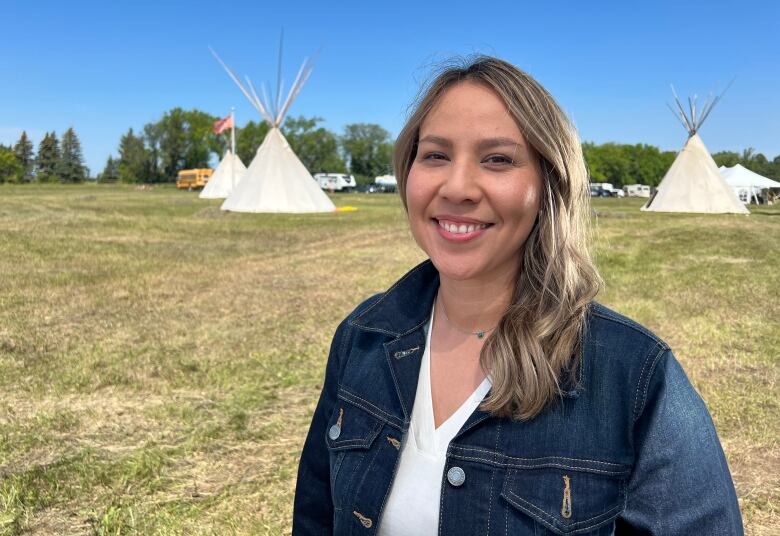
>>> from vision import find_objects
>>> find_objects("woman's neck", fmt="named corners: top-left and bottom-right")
top-left (436, 271), bottom-right (515, 334)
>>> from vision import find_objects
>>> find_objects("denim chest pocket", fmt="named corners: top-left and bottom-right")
top-left (325, 400), bottom-right (385, 511)
top-left (501, 463), bottom-right (627, 535)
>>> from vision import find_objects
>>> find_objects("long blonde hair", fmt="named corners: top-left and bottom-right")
top-left (394, 56), bottom-right (601, 420)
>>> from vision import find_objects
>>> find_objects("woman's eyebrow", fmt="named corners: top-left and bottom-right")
top-left (418, 135), bottom-right (451, 148)
top-left (477, 137), bottom-right (524, 151)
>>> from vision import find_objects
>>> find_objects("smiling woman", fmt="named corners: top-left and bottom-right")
top-left (292, 56), bottom-right (743, 535)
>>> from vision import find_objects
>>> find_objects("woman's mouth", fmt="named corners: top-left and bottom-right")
top-left (433, 218), bottom-right (492, 241)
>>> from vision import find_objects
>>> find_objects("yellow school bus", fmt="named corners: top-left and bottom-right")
top-left (176, 168), bottom-right (213, 190)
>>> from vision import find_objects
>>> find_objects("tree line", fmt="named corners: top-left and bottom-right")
top-left (2, 109), bottom-right (779, 186)
top-left (583, 142), bottom-right (780, 188)
top-left (0, 129), bottom-right (88, 183)
top-left (95, 108), bottom-right (395, 186)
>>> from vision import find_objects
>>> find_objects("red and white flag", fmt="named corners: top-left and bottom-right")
top-left (213, 114), bottom-right (233, 134)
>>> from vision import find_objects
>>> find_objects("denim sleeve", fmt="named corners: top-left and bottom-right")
top-left (617, 348), bottom-right (744, 535)
top-left (292, 319), bottom-right (349, 535)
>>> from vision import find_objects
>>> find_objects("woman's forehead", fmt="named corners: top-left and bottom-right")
top-left (419, 81), bottom-right (523, 141)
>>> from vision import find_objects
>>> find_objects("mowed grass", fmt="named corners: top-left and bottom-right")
top-left (0, 183), bottom-right (777, 535)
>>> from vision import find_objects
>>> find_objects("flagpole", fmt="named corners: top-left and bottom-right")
top-left (230, 107), bottom-right (236, 189)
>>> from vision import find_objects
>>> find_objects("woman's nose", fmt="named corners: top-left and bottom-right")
top-left (438, 159), bottom-right (483, 204)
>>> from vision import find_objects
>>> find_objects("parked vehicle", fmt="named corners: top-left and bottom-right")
top-left (176, 168), bottom-right (213, 190)
top-left (314, 173), bottom-right (356, 192)
top-left (356, 184), bottom-right (387, 193)
top-left (374, 174), bottom-right (397, 193)
top-left (623, 184), bottom-right (651, 198)
top-left (590, 182), bottom-right (625, 197)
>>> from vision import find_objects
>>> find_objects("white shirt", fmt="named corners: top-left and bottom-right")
top-left (378, 304), bottom-right (492, 535)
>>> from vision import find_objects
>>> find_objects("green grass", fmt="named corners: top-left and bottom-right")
top-left (0, 183), bottom-right (777, 535)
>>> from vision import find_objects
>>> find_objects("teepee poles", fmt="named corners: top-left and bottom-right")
top-left (667, 79), bottom-right (735, 137)
top-left (211, 32), bottom-right (316, 129)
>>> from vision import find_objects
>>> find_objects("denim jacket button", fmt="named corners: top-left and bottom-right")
top-left (447, 466), bottom-right (466, 487)
top-left (328, 424), bottom-right (341, 440)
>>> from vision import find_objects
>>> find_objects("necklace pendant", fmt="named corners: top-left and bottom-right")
top-left (476, 331), bottom-right (485, 339)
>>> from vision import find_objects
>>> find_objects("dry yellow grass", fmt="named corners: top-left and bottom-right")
top-left (0, 184), bottom-right (777, 535)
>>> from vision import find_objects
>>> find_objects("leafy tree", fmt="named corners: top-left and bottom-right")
top-left (36, 132), bottom-right (61, 182)
top-left (236, 120), bottom-right (270, 164)
top-left (712, 151), bottom-right (740, 168)
top-left (58, 127), bottom-right (87, 183)
top-left (98, 156), bottom-right (120, 183)
top-left (117, 128), bottom-right (149, 183)
top-left (0, 147), bottom-right (23, 183)
top-left (13, 131), bottom-right (35, 182)
top-left (282, 116), bottom-right (346, 173)
top-left (154, 108), bottom-right (219, 181)
top-left (341, 123), bottom-right (393, 182)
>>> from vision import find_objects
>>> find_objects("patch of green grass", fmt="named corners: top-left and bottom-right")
top-left (0, 185), bottom-right (777, 534)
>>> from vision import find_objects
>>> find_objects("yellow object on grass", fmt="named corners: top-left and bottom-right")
top-left (335, 206), bottom-right (359, 212)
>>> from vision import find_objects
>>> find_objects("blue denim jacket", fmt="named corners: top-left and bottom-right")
top-left (293, 261), bottom-right (743, 535)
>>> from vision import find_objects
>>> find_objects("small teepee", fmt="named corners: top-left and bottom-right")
top-left (642, 86), bottom-right (748, 214)
top-left (200, 111), bottom-right (247, 199)
top-left (211, 44), bottom-right (335, 213)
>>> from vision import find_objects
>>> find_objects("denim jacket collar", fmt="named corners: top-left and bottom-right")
top-left (349, 260), bottom-right (440, 337)
top-left (346, 260), bottom-right (579, 428)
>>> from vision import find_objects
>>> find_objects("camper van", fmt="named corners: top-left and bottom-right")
top-left (374, 174), bottom-right (397, 193)
top-left (314, 173), bottom-right (356, 192)
top-left (623, 184), bottom-right (651, 198)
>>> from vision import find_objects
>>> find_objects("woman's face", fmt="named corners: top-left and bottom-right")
top-left (406, 81), bottom-right (543, 285)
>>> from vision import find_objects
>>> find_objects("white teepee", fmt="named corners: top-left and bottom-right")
top-left (200, 150), bottom-right (247, 199)
top-left (642, 86), bottom-right (748, 214)
top-left (211, 46), bottom-right (335, 213)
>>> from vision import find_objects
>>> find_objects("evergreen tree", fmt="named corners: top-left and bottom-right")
top-left (35, 132), bottom-right (61, 182)
top-left (0, 147), bottom-right (23, 183)
top-left (13, 131), bottom-right (35, 182)
top-left (58, 127), bottom-right (87, 183)
top-left (117, 128), bottom-right (149, 183)
top-left (98, 155), bottom-right (120, 183)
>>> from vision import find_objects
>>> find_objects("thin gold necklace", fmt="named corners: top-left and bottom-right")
top-left (436, 295), bottom-right (497, 339)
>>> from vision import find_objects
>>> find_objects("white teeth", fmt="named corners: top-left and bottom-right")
top-left (437, 220), bottom-right (487, 235)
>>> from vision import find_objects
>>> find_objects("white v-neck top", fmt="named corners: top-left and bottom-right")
top-left (378, 304), bottom-right (492, 535)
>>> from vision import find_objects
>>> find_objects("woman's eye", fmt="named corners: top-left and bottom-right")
top-left (484, 154), bottom-right (514, 165)
top-left (421, 152), bottom-right (448, 161)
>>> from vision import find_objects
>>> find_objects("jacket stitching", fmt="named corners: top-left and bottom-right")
top-left (450, 453), bottom-right (628, 476)
top-left (383, 341), bottom-right (409, 418)
top-left (589, 304), bottom-right (669, 346)
top-left (452, 445), bottom-right (628, 468)
top-left (349, 261), bottom-right (431, 332)
top-left (632, 345), bottom-right (667, 421)
top-left (486, 420), bottom-right (502, 536)
top-left (504, 489), bottom-right (623, 531)
top-left (638, 348), bottom-right (667, 422)
top-left (337, 388), bottom-right (404, 430)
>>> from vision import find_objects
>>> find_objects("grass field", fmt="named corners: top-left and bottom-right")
top-left (0, 184), bottom-right (777, 535)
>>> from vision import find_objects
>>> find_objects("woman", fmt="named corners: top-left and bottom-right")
top-left (293, 56), bottom-right (743, 535)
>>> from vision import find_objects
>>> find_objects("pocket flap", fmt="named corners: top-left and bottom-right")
top-left (325, 398), bottom-right (384, 451)
top-left (501, 466), bottom-right (626, 535)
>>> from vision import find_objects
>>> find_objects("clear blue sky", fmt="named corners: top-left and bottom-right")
top-left (2, 0), bottom-right (778, 175)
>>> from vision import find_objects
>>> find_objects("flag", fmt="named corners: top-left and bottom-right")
top-left (213, 114), bottom-right (233, 134)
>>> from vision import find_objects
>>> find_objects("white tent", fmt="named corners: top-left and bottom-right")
top-left (211, 46), bottom-right (335, 213)
top-left (642, 86), bottom-right (748, 214)
top-left (199, 150), bottom-right (247, 199)
top-left (719, 164), bottom-right (780, 204)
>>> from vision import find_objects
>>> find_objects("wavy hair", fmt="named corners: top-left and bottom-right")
top-left (393, 56), bottom-right (602, 420)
